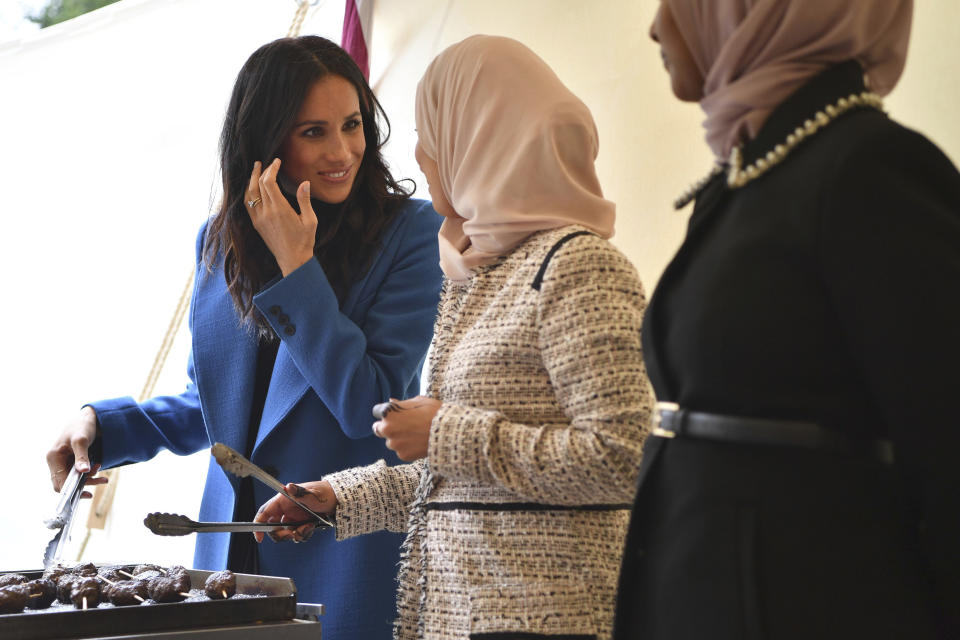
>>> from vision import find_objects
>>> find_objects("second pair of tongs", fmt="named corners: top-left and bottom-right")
top-left (43, 466), bottom-right (89, 569)
top-left (211, 442), bottom-right (335, 529)
top-left (144, 512), bottom-right (316, 536)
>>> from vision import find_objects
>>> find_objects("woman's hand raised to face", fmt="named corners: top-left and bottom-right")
top-left (253, 481), bottom-right (337, 544)
top-left (372, 396), bottom-right (442, 462)
top-left (246, 158), bottom-right (319, 277)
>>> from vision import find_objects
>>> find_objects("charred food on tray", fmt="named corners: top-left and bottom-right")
top-left (41, 566), bottom-right (67, 584)
top-left (0, 564), bottom-right (252, 612)
top-left (98, 568), bottom-right (124, 583)
top-left (24, 578), bottom-right (57, 609)
top-left (133, 564), bottom-right (163, 576)
top-left (104, 579), bottom-right (148, 606)
top-left (0, 573), bottom-right (28, 588)
top-left (70, 577), bottom-right (101, 609)
top-left (56, 574), bottom-right (82, 604)
top-left (203, 570), bottom-right (236, 599)
top-left (146, 565), bottom-right (191, 603)
top-left (0, 584), bottom-right (30, 614)
top-left (72, 562), bottom-right (98, 577)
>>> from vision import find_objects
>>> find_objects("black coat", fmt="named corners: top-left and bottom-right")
top-left (615, 62), bottom-right (960, 640)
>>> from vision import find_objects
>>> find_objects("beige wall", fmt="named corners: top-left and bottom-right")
top-left (886, 1), bottom-right (960, 168)
top-left (371, 0), bottom-right (960, 293)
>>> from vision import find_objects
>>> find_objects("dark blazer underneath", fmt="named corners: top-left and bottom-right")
top-left (615, 62), bottom-right (960, 640)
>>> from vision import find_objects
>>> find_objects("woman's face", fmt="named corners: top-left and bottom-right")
top-left (650, 2), bottom-right (704, 102)
top-left (278, 74), bottom-right (366, 204)
top-left (414, 142), bottom-right (460, 219)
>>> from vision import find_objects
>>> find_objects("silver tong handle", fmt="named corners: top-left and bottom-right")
top-left (210, 443), bottom-right (334, 528)
top-left (43, 466), bottom-right (89, 570)
top-left (45, 466), bottom-right (88, 529)
top-left (144, 512), bottom-right (321, 536)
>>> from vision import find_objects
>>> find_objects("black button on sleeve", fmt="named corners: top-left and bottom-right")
top-left (269, 305), bottom-right (282, 316)
top-left (283, 324), bottom-right (296, 336)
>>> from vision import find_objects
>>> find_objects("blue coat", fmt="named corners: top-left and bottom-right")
top-left (91, 198), bottom-right (443, 639)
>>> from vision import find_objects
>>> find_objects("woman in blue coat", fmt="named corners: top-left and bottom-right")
top-left (46, 36), bottom-right (443, 639)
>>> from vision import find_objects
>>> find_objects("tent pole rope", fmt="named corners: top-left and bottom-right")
top-left (287, 0), bottom-right (311, 37)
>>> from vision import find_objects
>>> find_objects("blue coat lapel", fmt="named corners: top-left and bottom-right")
top-left (250, 290), bottom-right (366, 454)
top-left (253, 345), bottom-right (309, 452)
top-left (191, 270), bottom-right (258, 459)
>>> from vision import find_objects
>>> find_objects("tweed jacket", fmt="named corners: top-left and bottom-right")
top-left (326, 225), bottom-right (654, 640)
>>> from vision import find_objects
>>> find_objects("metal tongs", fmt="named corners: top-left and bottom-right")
top-left (210, 443), bottom-right (334, 529)
top-left (142, 443), bottom-right (333, 537)
top-left (43, 466), bottom-right (89, 569)
top-left (143, 512), bottom-right (316, 536)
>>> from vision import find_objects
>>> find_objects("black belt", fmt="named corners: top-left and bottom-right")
top-left (651, 402), bottom-right (894, 464)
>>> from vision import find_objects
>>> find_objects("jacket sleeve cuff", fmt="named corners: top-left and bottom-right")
top-left (86, 396), bottom-right (141, 469)
top-left (252, 258), bottom-right (337, 339)
top-left (325, 460), bottom-right (421, 540)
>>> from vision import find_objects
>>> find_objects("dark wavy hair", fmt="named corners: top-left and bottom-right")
top-left (205, 35), bottom-right (412, 339)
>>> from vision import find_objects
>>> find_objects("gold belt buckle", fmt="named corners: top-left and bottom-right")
top-left (651, 401), bottom-right (680, 439)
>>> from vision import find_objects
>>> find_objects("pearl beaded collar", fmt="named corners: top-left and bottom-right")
top-left (674, 90), bottom-right (884, 210)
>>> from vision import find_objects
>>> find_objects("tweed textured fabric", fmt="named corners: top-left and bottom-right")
top-left (325, 225), bottom-right (653, 639)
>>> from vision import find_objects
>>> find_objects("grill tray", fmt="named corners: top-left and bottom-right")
top-left (0, 567), bottom-right (297, 640)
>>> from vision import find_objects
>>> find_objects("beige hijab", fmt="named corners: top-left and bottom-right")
top-left (664, 0), bottom-right (913, 159)
top-left (415, 35), bottom-right (615, 281)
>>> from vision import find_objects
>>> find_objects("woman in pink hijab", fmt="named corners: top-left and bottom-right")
top-left (615, 1), bottom-right (960, 639)
top-left (255, 35), bottom-right (654, 639)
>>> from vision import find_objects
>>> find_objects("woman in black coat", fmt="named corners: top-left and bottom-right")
top-left (615, 2), bottom-right (960, 639)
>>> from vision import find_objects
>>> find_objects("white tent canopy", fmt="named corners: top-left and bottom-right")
top-left (2, 0), bottom-right (958, 569)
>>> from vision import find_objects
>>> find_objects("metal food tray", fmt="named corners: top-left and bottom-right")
top-left (0, 567), bottom-right (299, 640)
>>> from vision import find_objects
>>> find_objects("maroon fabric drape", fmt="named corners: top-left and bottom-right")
top-left (341, 0), bottom-right (369, 80)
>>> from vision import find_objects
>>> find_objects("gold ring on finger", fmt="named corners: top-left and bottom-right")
top-left (247, 196), bottom-right (262, 208)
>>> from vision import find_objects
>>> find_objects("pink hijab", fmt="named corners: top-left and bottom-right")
top-left (664, 0), bottom-right (913, 159)
top-left (415, 35), bottom-right (615, 281)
